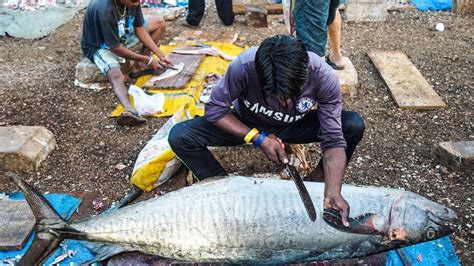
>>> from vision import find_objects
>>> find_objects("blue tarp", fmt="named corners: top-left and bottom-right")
top-left (412, 0), bottom-right (452, 11)
top-left (386, 236), bottom-right (460, 266)
top-left (0, 193), bottom-right (94, 265)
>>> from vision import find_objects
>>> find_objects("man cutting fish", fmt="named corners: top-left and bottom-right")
top-left (168, 35), bottom-right (365, 225)
top-left (81, 0), bottom-right (172, 126)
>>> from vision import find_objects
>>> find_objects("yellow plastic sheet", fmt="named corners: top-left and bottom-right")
top-left (111, 42), bottom-right (245, 118)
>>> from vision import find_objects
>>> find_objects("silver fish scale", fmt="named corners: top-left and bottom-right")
top-left (70, 176), bottom-right (403, 263)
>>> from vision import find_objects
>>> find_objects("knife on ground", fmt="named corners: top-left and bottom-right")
top-left (284, 164), bottom-right (317, 222)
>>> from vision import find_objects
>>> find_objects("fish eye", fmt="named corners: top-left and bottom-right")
top-left (426, 227), bottom-right (436, 239)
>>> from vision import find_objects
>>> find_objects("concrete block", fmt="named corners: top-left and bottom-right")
top-left (0, 126), bottom-right (56, 173)
top-left (75, 58), bottom-right (108, 84)
top-left (335, 57), bottom-right (358, 96)
top-left (434, 141), bottom-right (474, 171)
top-left (345, 0), bottom-right (387, 22)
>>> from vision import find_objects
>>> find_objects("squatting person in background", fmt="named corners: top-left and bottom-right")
top-left (81, 0), bottom-right (172, 126)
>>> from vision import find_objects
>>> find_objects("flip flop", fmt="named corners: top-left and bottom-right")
top-left (117, 111), bottom-right (147, 127)
top-left (325, 55), bottom-right (345, 70)
top-left (129, 68), bottom-right (161, 79)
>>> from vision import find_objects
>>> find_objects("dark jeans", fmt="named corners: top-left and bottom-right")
top-left (186, 0), bottom-right (234, 26)
top-left (168, 110), bottom-right (365, 180)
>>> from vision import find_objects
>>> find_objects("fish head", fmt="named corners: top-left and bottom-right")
top-left (387, 192), bottom-right (457, 245)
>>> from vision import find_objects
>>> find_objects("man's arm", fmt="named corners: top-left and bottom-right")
top-left (111, 45), bottom-right (163, 70)
top-left (322, 147), bottom-right (350, 226)
top-left (214, 114), bottom-right (288, 164)
top-left (315, 65), bottom-right (350, 226)
top-left (205, 57), bottom-right (288, 164)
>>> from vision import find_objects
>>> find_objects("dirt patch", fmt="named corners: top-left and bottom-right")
top-left (0, 5), bottom-right (472, 263)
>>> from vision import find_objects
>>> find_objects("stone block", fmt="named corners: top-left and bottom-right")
top-left (345, 0), bottom-right (387, 22)
top-left (434, 141), bottom-right (474, 171)
top-left (75, 58), bottom-right (108, 84)
top-left (246, 5), bottom-right (268, 28)
top-left (335, 57), bottom-right (358, 96)
top-left (0, 126), bottom-right (56, 173)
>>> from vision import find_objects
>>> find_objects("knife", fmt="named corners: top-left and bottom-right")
top-left (284, 164), bottom-right (317, 222)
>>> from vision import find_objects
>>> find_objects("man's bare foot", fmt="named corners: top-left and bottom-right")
top-left (327, 52), bottom-right (346, 70)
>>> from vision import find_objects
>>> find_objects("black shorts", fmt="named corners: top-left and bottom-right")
top-left (327, 0), bottom-right (340, 25)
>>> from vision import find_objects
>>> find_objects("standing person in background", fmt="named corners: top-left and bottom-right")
top-left (294, 0), bottom-right (346, 70)
top-left (181, 0), bottom-right (234, 28)
top-left (81, 0), bottom-right (172, 126)
top-left (326, 0), bottom-right (345, 70)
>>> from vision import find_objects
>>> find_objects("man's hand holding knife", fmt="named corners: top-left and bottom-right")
top-left (259, 134), bottom-right (350, 225)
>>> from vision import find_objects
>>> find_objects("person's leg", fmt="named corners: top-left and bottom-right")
top-left (275, 110), bottom-right (365, 181)
top-left (186, 0), bottom-right (205, 27)
top-left (215, 0), bottom-right (234, 26)
top-left (168, 117), bottom-right (245, 180)
top-left (142, 15), bottom-right (166, 56)
top-left (129, 15), bottom-right (166, 74)
top-left (93, 49), bottom-right (146, 126)
top-left (294, 0), bottom-right (329, 56)
top-left (327, 0), bottom-right (345, 69)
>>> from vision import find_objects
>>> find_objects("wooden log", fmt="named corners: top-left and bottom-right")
top-left (233, 3), bottom-right (283, 15)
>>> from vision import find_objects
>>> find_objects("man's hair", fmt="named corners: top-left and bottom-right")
top-left (255, 35), bottom-right (309, 103)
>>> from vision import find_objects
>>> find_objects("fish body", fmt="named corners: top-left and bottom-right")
top-left (9, 175), bottom-right (457, 264)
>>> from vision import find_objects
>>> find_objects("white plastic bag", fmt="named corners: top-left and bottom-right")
top-left (128, 85), bottom-right (165, 116)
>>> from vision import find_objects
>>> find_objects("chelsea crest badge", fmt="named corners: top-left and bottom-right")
top-left (296, 97), bottom-right (315, 113)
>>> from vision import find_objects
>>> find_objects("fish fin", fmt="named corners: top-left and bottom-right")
top-left (323, 208), bottom-right (383, 235)
top-left (80, 242), bottom-right (131, 263)
top-left (7, 173), bottom-right (66, 265)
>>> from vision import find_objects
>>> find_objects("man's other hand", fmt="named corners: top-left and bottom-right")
top-left (260, 134), bottom-right (288, 164)
top-left (149, 57), bottom-right (164, 70)
top-left (324, 193), bottom-right (350, 227)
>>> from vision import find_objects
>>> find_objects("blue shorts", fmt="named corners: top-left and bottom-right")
top-left (295, 0), bottom-right (340, 57)
top-left (93, 20), bottom-right (148, 76)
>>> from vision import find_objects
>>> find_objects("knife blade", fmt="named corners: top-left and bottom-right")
top-left (284, 164), bottom-right (317, 221)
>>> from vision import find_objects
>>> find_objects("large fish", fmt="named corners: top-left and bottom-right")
top-left (8, 174), bottom-right (456, 265)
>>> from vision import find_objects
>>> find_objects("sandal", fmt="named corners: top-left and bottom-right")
top-left (117, 111), bottom-right (147, 127)
top-left (325, 55), bottom-right (345, 70)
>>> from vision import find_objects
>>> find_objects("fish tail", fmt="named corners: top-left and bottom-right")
top-left (7, 173), bottom-right (66, 266)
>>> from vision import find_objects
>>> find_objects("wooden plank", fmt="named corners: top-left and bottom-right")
top-left (143, 51), bottom-right (205, 89)
top-left (367, 50), bottom-right (447, 109)
top-left (0, 200), bottom-right (35, 250)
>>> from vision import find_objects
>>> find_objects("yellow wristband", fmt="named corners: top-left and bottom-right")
top-left (244, 128), bottom-right (259, 143)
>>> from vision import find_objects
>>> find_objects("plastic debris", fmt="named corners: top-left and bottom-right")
top-left (435, 23), bottom-right (445, 32)
top-left (91, 200), bottom-right (104, 211)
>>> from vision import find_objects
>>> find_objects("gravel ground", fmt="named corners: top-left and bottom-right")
top-left (0, 4), bottom-right (472, 263)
